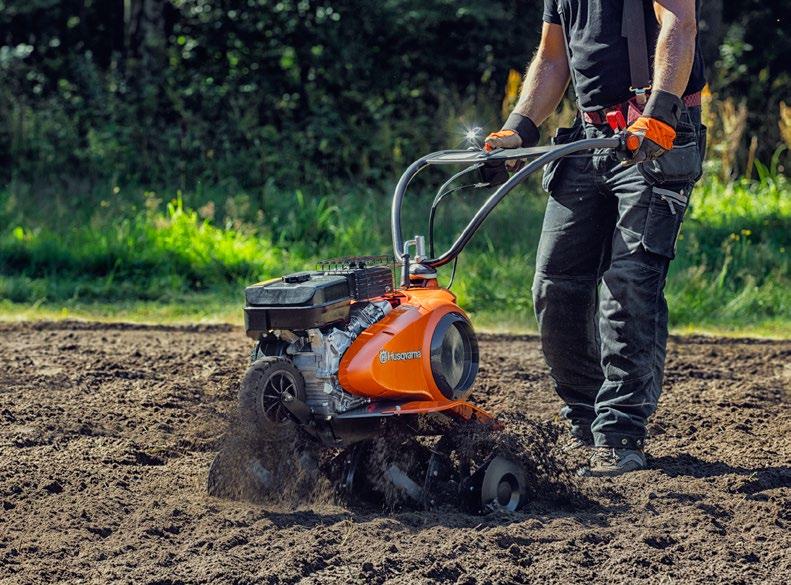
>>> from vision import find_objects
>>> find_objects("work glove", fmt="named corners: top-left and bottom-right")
top-left (483, 129), bottom-right (523, 151)
top-left (626, 89), bottom-right (684, 163)
top-left (481, 113), bottom-right (540, 183)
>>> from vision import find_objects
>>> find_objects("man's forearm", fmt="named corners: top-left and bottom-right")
top-left (512, 23), bottom-right (570, 126)
top-left (513, 54), bottom-right (570, 126)
top-left (625, 1), bottom-right (697, 161)
top-left (652, 1), bottom-right (696, 97)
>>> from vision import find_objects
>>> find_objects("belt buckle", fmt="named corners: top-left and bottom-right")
top-left (630, 85), bottom-right (651, 106)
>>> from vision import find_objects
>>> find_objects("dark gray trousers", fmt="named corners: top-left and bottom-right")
top-left (534, 110), bottom-right (704, 449)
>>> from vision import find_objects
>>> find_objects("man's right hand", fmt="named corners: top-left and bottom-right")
top-left (485, 113), bottom-right (541, 171)
top-left (484, 129), bottom-right (526, 174)
top-left (484, 129), bottom-right (523, 152)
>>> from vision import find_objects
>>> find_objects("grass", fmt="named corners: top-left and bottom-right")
top-left (0, 165), bottom-right (789, 338)
top-left (0, 297), bottom-right (785, 339)
top-left (0, 294), bottom-right (241, 325)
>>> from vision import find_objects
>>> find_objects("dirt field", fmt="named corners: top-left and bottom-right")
top-left (1, 321), bottom-right (789, 584)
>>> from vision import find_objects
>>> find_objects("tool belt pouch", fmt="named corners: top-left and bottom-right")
top-left (542, 123), bottom-right (583, 192)
top-left (638, 119), bottom-right (703, 185)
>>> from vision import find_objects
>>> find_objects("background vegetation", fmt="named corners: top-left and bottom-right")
top-left (0, 1), bottom-right (789, 336)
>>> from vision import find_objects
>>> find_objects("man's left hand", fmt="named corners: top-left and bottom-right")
top-left (625, 116), bottom-right (676, 162)
top-left (625, 89), bottom-right (685, 163)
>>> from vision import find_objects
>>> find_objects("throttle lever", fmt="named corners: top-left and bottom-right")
top-left (606, 110), bottom-right (627, 132)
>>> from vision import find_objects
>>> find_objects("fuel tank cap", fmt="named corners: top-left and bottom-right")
top-left (282, 271), bottom-right (312, 284)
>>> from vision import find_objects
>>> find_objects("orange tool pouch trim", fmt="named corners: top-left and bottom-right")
top-left (627, 117), bottom-right (676, 151)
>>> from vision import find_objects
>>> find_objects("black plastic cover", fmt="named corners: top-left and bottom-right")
top-left (244, 272), bottom-right (352, 337)
top-left (245, 273), bottom-right (350, 307)
top-left (243, 265), bottom-right (395, 339)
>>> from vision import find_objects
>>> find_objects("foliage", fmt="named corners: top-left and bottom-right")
top-left (1, 1), bottom-right (787, 192)
top-left (666, 168), bottom-right (789, 331)
top-left (0, 1), bottom-right (788, 335)
top-left (0, 193), bottom-right (283, 302)
top-left (717, 2), bottom-right (790, 130)
top-left (1, 169), bottom-right (788, 335)
top-left (0, 0), bottom-right (540, 189)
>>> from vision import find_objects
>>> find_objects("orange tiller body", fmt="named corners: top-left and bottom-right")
top-left (339, 286), bottom-right (458, 401)
top-left (338, 285), bottom-right (492, 423)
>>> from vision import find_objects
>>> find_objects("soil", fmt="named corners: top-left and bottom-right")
top-left (0, 321), bottom-right (789, 584)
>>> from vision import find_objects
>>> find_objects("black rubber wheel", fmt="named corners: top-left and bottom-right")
top-left (239, 358), bottom-right (306, 427)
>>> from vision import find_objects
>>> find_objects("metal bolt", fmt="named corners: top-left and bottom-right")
top-left (621, 438), bottom-right (628, 445)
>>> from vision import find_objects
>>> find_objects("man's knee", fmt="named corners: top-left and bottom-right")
top-left (598, 255), bottom-right (668, 381)
top-left (533, 271), bottom-right (604, 387)
top-left (533, 271), bottom-right (597, 321)
top-left (533, 271), bottom-right (598, 355)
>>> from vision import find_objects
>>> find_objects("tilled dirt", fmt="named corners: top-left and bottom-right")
top-left (0, 321), bottom-right (789, 584)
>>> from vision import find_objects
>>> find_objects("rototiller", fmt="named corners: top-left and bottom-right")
top-left (210, 133), bottom-right (624, 512)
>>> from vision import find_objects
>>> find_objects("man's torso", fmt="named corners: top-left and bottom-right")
top-left (543, 0), bottom-right (706, 111)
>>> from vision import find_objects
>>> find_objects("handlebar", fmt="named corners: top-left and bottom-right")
top-left (391, 136), bottom-right (623, 268)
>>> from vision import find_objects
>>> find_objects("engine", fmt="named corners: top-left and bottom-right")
top-left (243, 260), bottom-right (395, 417)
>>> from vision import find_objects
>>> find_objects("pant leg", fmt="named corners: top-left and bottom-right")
top-left (592, 160), bottom-right (693, 449)
top-left (533, 150), bottom-right (616, 442)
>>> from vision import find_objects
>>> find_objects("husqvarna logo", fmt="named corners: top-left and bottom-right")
top-left (379, 349), bottom-right (422, 364)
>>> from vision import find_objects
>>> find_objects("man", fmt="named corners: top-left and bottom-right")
top-left (485, 0), bottom-right (706, 476)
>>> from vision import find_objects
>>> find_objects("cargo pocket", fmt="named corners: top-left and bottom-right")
top-left (542, 123), bottom-right (583, 192)
top-left (641, 185), bottom-right (690, 259)
top-left (638, 121), bottom-right (703, 185)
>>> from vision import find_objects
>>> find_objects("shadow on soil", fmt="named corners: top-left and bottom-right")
top-left (251, 495), bottom-right (610, 531)
top-left (652, 453), bottom-right (791, 494)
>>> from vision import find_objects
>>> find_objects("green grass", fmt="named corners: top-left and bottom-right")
top-left (0, 294), bottom-right (240, 325)
top-left (0, 167), bottom-right (788, 338)
top-left (0, 296), bottom-right (785, 339)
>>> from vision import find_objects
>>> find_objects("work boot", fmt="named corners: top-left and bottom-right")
top-left (577, 448), bottom-right (647, 477)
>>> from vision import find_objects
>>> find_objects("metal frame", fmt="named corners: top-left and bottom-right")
top-left (391, 137), bottom-right (622, 268)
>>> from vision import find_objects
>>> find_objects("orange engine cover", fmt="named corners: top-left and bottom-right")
top-left (338, 287), bottom-right (472, 402)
